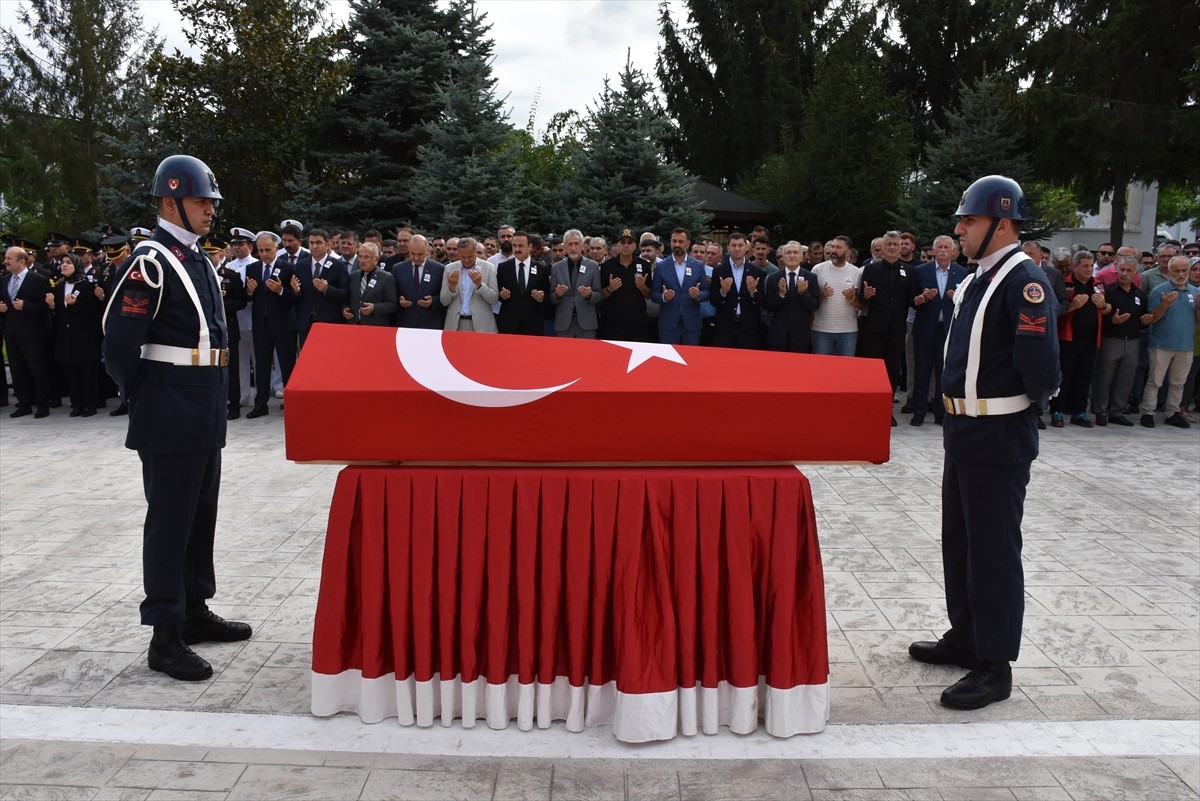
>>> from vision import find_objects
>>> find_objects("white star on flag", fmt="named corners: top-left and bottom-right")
top-left (603, 340), bottom-right (688, 373)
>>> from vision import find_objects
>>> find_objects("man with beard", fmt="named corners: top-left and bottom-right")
top-left (488, 226), bottom-right (514, 265)
top-left (811, 236), bottom-right (865, 356)
top-left (652, 228), bottom-right (707, 345)
top-left (600, 228), bottom-right (651, 342)
top-left (859, 231), bottom-right (915, 424)
top-left (709, 232), bottom-right (764, 349)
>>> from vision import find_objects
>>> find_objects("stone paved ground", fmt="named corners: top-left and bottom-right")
top-left (2, 403), bottom-right (1197, 800)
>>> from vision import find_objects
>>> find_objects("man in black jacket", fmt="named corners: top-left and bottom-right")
top-left (859, 230), bottom-right (915, 424)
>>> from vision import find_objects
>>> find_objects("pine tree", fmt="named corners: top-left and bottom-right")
top-left (280, 161), bottom-right (325, 227)
top-left (98, 84), bottom-right (172, 227)
top-left (560, 55), bottom-right (708, 238)
top-left (406, 0), bottom-right (518, 236)
top-left (891, 75), bottom-right (1048, 243)
top-left (316, 0), bottom-right (453, 230)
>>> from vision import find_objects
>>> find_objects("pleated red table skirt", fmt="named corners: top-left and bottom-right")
top-left (311, 465), bottom-right (829, 742)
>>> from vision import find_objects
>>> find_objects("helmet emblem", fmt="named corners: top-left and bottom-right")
top-left (168, 178), bottom-right (180, 191)
top-left (1000, 197), bottom-right (1012, 212)
top-left (959, 192), bottom-right (967, 206)
top-left (208, 173), bottom-right (219, 192)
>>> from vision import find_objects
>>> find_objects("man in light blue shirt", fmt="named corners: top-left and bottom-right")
top-left (1139, 256), bottom-right (1200, 428)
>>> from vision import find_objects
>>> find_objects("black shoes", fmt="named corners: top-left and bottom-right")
top-left (148, 625), bottom-right (213, 681)
top-left (33, 408), bottom-right (49, 418)
top-left (891, 415), bottom-right (898, 427)
top-left (182, 606), bottom-right (253, 645)
top-left (246, 406), bottom-right (269, 419)
top-left (1141, 414), bottom-right (1155, 428)
top-left (1070, 414), bottom-right (1094, 428)
top-left (908, 637), bottom-right (977, 670)
top-left (1094, 414), bottom-right (1108, 427)
top-left (910, 415), bottom-right (924, 427)
top-left (10, 407), bottom-right (31, 418)
top-left (1165, 413), bottom-right (1191, 429)
top-left (110, 402), bottom-right (128, 416)
top-left (227, 407), bottom-right (241, 420)
top-left (1109, 415), bottom-right (1134, 427)
top-left (940, 660), bottom-right (1012, 710)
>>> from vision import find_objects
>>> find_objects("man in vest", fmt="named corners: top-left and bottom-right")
top-left (102, 155), bottom-right (252, 682)
top-left (907, 175), bottom-right (1060, 710)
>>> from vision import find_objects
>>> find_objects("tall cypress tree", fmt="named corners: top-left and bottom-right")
top-left (406, 0), bottom-right (517, 236)
top-left (559, 55), bottom-right (708, 237)
top-left (317, 0), bottom-right (453, 230)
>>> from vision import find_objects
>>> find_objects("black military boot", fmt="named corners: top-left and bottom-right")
top-left (940, 660), bottom-right (1012, 710)
top-left (182, 605), bottom-right (253, 645)
top-left (148, 625), bottom-right (213, 681)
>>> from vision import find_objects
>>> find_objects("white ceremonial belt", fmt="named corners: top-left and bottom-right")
top-left (942, 393), bottom-right (1031, 417)
top-left (141, 343), bottom-right (230, 367)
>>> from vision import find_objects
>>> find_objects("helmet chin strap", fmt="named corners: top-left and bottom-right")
top-left (971, 218), bottom-right (1002, 260)
top-left (173, 198), bottom-right (197, 235)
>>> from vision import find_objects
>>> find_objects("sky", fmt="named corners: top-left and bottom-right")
top-left (0, 0), bottom-right (677, 135)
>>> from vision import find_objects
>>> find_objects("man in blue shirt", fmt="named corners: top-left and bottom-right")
top-left (1139, 255), bottom-right (1200, 428)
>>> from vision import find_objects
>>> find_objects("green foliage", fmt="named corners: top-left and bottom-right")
top-left (558, 55), bottom-right (709, 238)
top-left (0, 0), bottom-right (154, 237)
top-left (315, 0), bottom-right (452, 231)
top-left (97, 84), bottom-right (171, 227)
top-left (743, 17), bottom-right (911, 247)
top-left (1019, 0), bottom-right (1200, 240)
top-left (1157, 184), bottom-right (1200, 228)
top-left (406, 1), bottom-right (519, 236)
top-left (891, 76), bottom-right (1054, 243)
top-left (656, 0), bottom-right (822, 185)
top-left (507, 109), bottom-right (585, 230)
top-left (149, 0), bottom-right (348, 227)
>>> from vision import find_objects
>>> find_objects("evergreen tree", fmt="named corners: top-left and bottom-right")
top-left (149, 0), bottom-right (348, 226)
top-left (560, 55), bottom-right (708, 238)
top-left (656, 0), bottom-right (824, 185)
top-left (98, 84), bottom-right (172, 227)
top-left (743, 18), bottom-right (911, 247)
top-left (406, 0), bottom-right (518, 235)
top-left (280, 161), bottom-right (325, 226)
top-left (316, 0), bottom-right (453, 230)
top-left (891, 75), bottom-right (1051, 244)
top-left (0, 0), bottom-right (154, 235)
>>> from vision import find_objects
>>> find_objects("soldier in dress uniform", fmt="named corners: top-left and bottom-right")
top-left (102, 154), bottom-right (252, 682)
top-left (99, 231), bottom-right (132, 413)
top-left (908, 176), bottom-right (1060, 710)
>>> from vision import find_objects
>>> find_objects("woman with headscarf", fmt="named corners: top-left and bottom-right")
top-left (48, 254), bottom-right (104, 416)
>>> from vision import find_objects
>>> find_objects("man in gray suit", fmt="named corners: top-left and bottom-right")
top-left (550, 229), bottom-right (602, 338)
top-left (344, 242), bottom-right (398, 326)
top-left (440, 237), bottom-right (499, 333)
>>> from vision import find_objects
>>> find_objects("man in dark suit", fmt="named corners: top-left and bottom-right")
top-left (391, 233), bottom-right (445, 329)
top-left (345, 242), bottom-right (398, 326)
top-left (860, 230), bottom-right (916, 423)
top-left (496, 231), bottom-right (548, 335)
top-left (762, 241), bottom-right (821, 353)
top-left (306, 228), bottom-right (349, 327)
top-left (245, 233), bottom-right (298, 418)
top-left (909, 235), bottom-right (968, 425)
top-left (651, 228), bottom-right (708, 345)
top-left (278, 223), bottom-right (315, 347)
top-left (709, 231), bottom-right (765, 349)
top-left (1, 245), bottom-right (53, 417)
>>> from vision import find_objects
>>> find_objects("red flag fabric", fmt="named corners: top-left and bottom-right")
top-left (311, 465), bottom-right (830, 742)
top-left (284, 325), bottom-right (892, 464)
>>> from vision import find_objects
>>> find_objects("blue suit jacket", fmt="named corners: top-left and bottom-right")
top-left (911, 261), bottom-right (967, 340)
top-left (652, 256), bottom-right (708, 332)
top-left (391, 258), bottom-right (446, 329)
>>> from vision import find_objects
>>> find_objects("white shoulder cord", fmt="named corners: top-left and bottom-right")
top-left (943, 249), bottom-right (1031, 407)
top-left (102, 249), bottom-right (163, 335)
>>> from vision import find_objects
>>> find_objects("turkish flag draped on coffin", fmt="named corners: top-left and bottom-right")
top-left (284, 325), bottom-right (892, 464)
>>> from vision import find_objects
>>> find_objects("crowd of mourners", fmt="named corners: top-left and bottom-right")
top-left (2, 223), bottom-right (1198, 429)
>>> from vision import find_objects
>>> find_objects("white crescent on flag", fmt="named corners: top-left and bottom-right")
top-left (394, 328), bottom-right (579, 408)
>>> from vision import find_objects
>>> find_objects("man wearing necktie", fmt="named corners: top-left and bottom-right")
top-left (762, 241), bottom-right (821, 353)
top-left (306, 229), bottom-right (349, 327)
top-left (496, 231), bottom-right (548, 335)
top-left (1, 245), bottom-right (53, 417)
top-left (101, 155), bottom-right (252, 684)
top-left (279, 223), bottom-right (315, 347)
top-left (390, 233), bottom-right (445, 329)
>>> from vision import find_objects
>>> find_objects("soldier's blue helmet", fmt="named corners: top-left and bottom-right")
top-left (151, 155), bottom-right (223, 201)
top-left (954, 175), bottom-right (1026, 221)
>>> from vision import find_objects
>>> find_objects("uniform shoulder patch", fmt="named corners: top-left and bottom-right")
top-left (120, 290), bottom-right (151, 318)
top-left (1017, 306), bottom-right (1048, 336)
top-left (1022, 282), bottom-right (1045, 303)
top-left (127, 268), bottom-right (145, 283)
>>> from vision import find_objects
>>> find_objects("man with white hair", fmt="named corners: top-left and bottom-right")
top-left (245, 232), bottom-right (299, 418)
